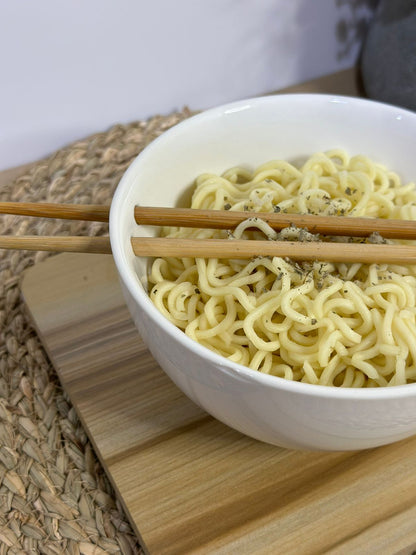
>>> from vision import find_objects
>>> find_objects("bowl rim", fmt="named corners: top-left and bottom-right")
top-left (110, 92), bottom-right (416, 400)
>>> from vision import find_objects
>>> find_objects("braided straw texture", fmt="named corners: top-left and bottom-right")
top-left (0, 109), bottom-right (191, 554)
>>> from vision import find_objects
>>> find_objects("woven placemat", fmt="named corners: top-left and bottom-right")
top-left (0, 108), bottom-right (190, 554)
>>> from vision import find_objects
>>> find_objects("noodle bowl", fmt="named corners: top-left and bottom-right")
top-left (110, 94), bottom-right (416, 450)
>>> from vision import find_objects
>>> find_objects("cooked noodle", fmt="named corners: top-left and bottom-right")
top-left (148, 150), bottom-right (416, 387)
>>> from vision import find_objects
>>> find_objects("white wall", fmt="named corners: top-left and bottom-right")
top-left (0, 0), bottom-right (374, 170)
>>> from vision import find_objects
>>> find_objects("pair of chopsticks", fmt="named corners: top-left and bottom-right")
top-left (1, 202), bottom-right (416, 264)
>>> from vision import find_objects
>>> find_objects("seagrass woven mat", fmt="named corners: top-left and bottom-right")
top-left (0, 108), bottom-right (191, 554)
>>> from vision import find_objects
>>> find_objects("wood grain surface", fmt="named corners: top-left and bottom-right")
top-left (21, 253), bottom-right (416, 555)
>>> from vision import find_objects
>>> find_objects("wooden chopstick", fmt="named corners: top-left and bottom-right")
top-left (130, 237), bottom-right (416, 264)
top-left (1, 235), bottom-right (416, 264)
top-left (134, 206), bottom-right (416, 240)
top-left (2, 202), bottom-right (416, 240)
top-left (0, 202), bottom-right (110, 222)
top-left (0, 236), bottom-right (112, 254)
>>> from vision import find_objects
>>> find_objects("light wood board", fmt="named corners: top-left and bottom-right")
top-left (21, 253), bottom-right (416, 555)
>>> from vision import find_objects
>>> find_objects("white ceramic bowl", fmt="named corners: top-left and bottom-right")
top-left (110, 94), bottom-right (416, 451)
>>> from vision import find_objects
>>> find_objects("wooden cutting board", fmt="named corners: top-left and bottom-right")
top-left (21, 253), bottom-right (416, 554)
